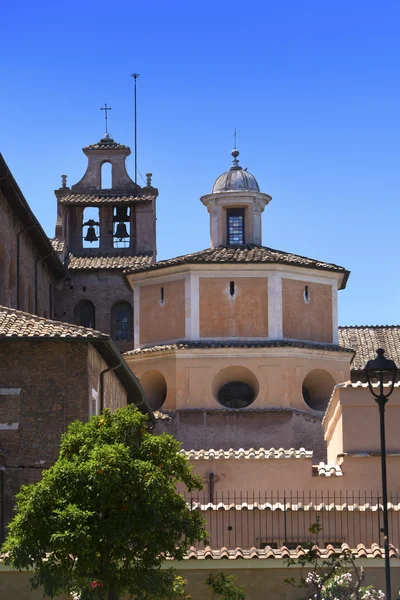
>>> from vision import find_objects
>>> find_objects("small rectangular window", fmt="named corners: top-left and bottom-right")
top-left (229, 281), bottom-right (235, 296)
top-left (160, 287), bottom-right (164, 304)
top-left (226, 208), bottom-right (245, 245)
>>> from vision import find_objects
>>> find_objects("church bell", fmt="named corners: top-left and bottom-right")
top-left (114, 223), bottom-right (129, 240)
top-left (84, 226), bottom-right (99, 243)
top-left (113, 207), bottom-right (129, 222)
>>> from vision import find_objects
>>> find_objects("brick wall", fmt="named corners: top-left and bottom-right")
top-left (54, 270), bottom-right (135, 352)
top-left (0, 339), bottom-right (128, 536)
top-left (0, 190), bottom-right (55, 315)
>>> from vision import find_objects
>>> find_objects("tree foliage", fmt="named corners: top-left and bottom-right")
top-left (285, 521), bottom-right (385, 600)
top-left (206, 572), bottom-right (247, 600)
top-left (2, 405), bottom-right (205, 600)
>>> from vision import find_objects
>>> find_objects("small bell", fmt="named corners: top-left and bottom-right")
top-left (113, 206), bottom-right (129, 222)
top-left (84, 226), bottom-right (99, 243)
top-left (114, 223), bottom-right (129, 240)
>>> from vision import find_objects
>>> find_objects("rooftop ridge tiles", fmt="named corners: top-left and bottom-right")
top-left (179, 447), bottom-right (313, 459)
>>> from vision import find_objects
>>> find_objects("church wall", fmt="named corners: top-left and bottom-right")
top-left (282, 279), bottom-right (333, 343)
top-left (129, 351), bottom-right (349, 413)
top-left (0, 190), bottom-right (53, 315)
top-left (199, 277), bottom-right (268, 338)
top-left (139, 279), bottom-right (185, 344)
top-left (0, 339), bottom-right (130, 536)
top-left (87, 344), bottom-right (128, 414)
top-left (154, 410), bottom-right (327, 460)
top-left (54, 270), bottom-right (134, 352)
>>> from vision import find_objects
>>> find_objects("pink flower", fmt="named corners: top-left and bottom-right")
top-left (91, 581), bottom-right (104, 589)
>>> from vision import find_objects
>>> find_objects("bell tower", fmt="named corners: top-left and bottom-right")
top-left (54, 134), bottom-right (157, 257)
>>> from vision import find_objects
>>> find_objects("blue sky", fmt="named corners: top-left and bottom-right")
top-left (2, 0), bottom-right (400, 326)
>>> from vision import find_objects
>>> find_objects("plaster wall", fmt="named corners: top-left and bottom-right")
top-left (139, 279), bottom-right (185, 345)
top-left (128, 350), bottom-right (350, 413)
top-left (324, 386), bottom-right (400, 463)
top-left (199, 277), bottom-right (268, 338)
top-left (1, 566), bottom-right (397, 600)
top-left (282, 279), bottom-right (333, 343)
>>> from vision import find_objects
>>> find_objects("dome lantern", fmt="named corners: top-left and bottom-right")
top-left (201, 149), bottom-right (271, 249)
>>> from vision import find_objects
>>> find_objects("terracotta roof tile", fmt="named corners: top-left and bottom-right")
top-left (0, 306), bottom-right (108, 340)
top-left (126, 244), bottom-right (349, 285)
top-left (84, 138), bottom-right (130, 151)
top-left (68, 253), bottom-right (153, 271)
top-left (180, 447), bottom-right (313, 460)
top-left (338, 325), bottom-right (400, 370)
top-left (188, 500), bottom-right (398, 512)
top-left (179, 544), bottom-right (399, 560)
top-left (50, 238), bottom-right (65, 252)
top-left (125, 340), bottom-right (352, 356)
top-left (59, 193), bottom-right (154, 205)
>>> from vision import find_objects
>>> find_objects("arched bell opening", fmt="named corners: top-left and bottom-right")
top-left (113, 205), bottom-right (131, 249)
top-left (82, 207), bottom-right (100, 248)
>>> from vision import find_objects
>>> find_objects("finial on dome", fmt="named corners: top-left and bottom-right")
top-left (231, 148), bottom-right (240, 168)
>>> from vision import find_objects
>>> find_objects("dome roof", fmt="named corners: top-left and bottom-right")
top-left (212, 150), bottom-right (260, 193)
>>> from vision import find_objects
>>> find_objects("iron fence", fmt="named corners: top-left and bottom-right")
top-left (184, 490), bottom-right (400, 550)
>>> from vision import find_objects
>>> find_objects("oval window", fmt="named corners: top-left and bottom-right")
top-left (217, 381), bottom-right (255, 409)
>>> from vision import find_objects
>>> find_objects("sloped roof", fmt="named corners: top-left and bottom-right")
top-left (59, 193), bottom-right (154, 205)
top-left (125, 340), bottom-right (353, 356)
top-left (338, 325), bottom-right (400, 370)
top-left (125, 244), bottom-right (349, 288)
top-left (67, 253), bottom-right (153, 271)
top-left (0, 306), bottom-right (108, 339)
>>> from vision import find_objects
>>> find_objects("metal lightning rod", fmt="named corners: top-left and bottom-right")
top-left (131, 73), bottom-right (140, 187)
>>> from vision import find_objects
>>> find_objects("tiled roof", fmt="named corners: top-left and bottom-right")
top-left (59, 193), bottom-right (154, 205)
top-left (125, 340), bottom-right (353, 356)
top-left (83, 137), bottom-right (130, 151)
top-left (68, 254), bottom-right (153, 271)
top-left (50, 237), bottom-right (65, 252)
top-left (126, 244), bottom-right (349, 285)
top-left (184, 544), bottom-right (399, 560)
top-left (0, 306), bottom-right (108, 340)
top-left (189, 500), bottom-right (398, 512)
top-left (338, 325), bottom-right (400, 370)
top-left (315, 462), bottom-right (343, 477)
top-left (180, 447), bottom-right (313, 460)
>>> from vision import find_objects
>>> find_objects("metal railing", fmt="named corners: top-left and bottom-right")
top-left (185, 490), bottom-right (400, 550)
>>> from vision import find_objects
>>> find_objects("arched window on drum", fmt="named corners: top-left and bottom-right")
top-left (111, 301), bottom-right (133, 341)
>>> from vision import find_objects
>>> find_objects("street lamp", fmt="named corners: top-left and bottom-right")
top-left (364, 348), bottom-right (399, 600)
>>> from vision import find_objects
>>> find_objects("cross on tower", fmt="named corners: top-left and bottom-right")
top-left (100, 103), bottom-right (112, 135)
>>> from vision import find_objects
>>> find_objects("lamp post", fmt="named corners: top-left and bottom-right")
top-left (364, 348), bottom-right (399, 600)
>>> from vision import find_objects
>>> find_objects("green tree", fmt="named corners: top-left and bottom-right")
top-left (2, 405), bottom-right (205, 600)
top-left (285, 522), bottom-right (385, 600)
top-left (206, 572), bottom-right (247, 600)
